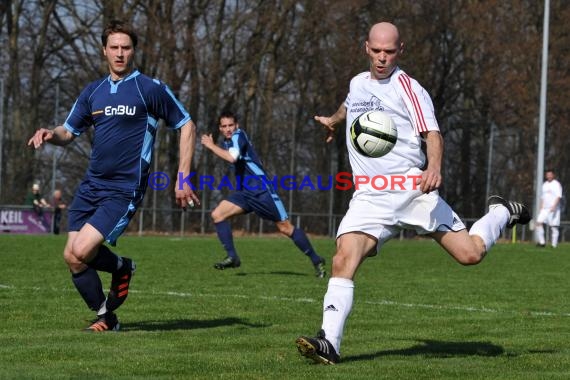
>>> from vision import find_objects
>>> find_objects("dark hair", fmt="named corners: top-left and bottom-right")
top-left (219, 110), bottom-right (238, 124)
top-left (101, 20), bottom-right (138, 48)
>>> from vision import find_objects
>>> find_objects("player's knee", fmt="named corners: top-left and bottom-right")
top-left (455, 250), bottom-right (483, 266)
top-left (276, 221), bottom-right (294, 236)
top-left (69, 240), bottom-right (92, 263)
top-left (210, 208), bottom-right (224, 223)
top-left (63, 247), bottom-right (85, 271)
top-left (331, 249), bottom-right (358, 272)
top-left (63, 248), bottom-right (74, 264)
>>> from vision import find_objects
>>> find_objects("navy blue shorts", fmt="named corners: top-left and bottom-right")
top-left (68, 180), bottom-right (142, 245)
top-left (227, 190), bottom-right (288, 222)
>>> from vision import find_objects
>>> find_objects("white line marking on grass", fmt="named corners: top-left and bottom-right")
top-left (3, 283), bottom-right (570, 318)
top-left (365, 299), bottom-right (499, 314)
top-left (137, 290), bottom-right (314, 302)
top-left (260, 295), bottom-right (315, 303)
top-left (135, 290), bottom-right (570, 317)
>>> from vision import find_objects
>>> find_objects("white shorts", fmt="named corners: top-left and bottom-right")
top-left (536, 208), bottom-right (561, 227)
top-left (337, 189), bottom-right (466, 251)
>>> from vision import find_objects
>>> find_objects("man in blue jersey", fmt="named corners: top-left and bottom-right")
top-left (201, 110), bottom-right (326, 278)
top-left (28, 20), bottom-right (199, 331)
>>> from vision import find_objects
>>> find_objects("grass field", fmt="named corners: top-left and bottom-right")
top-left (1, 234), bottom-right (570, 379)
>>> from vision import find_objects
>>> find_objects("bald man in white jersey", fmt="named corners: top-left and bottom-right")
top-left (295, 22), bottom-right (531, 365)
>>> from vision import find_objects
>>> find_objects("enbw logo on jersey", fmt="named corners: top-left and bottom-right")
top-left (104, 105), bottom-right (136, 116)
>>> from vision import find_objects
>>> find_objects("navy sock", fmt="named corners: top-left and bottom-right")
top-left (215, 221), bottom-right (239, 259)
top-left (291, 227), bottom-right (322, 265)
top-left (71, 268), bottom-right (105, 312)
top-left (88, 245), bottom-right (121, 273)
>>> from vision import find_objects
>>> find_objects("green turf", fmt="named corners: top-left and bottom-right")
top-left (1, 234), bottom-right (569, 379)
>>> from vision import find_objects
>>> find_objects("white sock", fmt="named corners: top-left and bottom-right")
top-left (469, 204), bottom-right (509, 251)
top-left (536, 225), bottom-right (545, 245)
top-left (321, 277), bottom-right (354, 355)
top-left (551, 226), bottom-right (559, 247)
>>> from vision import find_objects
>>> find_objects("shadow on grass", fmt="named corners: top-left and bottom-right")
top-left (235, 271), bottom-right (308, 277)
top-left (123, 317), bottom-right (269, 332)
top-left (344, 339), bottom-right (506, 362)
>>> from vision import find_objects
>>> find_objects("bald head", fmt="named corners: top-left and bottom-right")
top-left (368, 22), bottom-right (401, 45)
top-left (365, 22), bottom-right (403, 79)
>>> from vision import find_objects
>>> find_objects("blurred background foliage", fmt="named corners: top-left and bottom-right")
top-left (0, 0), bottom-right (567, 234)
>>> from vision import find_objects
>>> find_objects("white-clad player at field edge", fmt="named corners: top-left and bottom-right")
top-left (535, 169), bottom-right (563, 248)
top-left (295, 22), bottom-right (531, 365)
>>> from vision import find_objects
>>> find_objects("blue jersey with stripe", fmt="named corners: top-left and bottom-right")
top-left (64, 70), bottom-right (191, 191)
top-left (223, 129), bottom-right (268, 190)
top-left (222, 129), bottom-right (288, 221)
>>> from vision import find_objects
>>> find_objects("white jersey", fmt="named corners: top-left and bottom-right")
top-left (344, 67), bottom-right (440, 195)
top-left (337, 68), bottom-right (467, 242)
top-left (541, 179), bottom-right (563, 210)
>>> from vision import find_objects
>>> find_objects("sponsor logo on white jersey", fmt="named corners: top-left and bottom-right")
top-left (350, 95), bottom-right (384, 115)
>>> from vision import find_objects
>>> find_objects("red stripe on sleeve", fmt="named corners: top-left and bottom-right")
top-left (398, 74), bottom-right (429, 133)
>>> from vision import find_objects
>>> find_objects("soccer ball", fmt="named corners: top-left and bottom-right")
top-left (350, 110), bottom-right (397, 158)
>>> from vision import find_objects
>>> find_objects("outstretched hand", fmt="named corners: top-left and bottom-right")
top-left (201, 134), bottom-right (214, 149)
top-left (314, 115), bottom-right (336, 143)
top-left (175, 185), bottom-right (200, 210)
top-left (27, 128), bottom-right (55, 149)
top-left (418, 167), bottom-right (442, 193)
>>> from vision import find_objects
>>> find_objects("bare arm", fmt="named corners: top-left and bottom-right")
top-left (314, 103), bottom-right (347, 143)
top-left (201, 134), bottom-right (237, 163)
top-left (27, 125), bottom-right (75, 149)
top-left (419, 130), bottom-right (443, 193)
top-left (175, 120), bottom-right (200, 209)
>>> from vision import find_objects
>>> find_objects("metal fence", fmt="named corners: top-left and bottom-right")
top-left (2, 205), bottom-right (569, 244)
top-left (124, 209), bottom-right (570, 243)
top-left (131, 207), bottom-right (344, 238)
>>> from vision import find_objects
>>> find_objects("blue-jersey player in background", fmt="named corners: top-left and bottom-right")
top-left (28, 20), bottom-right (200, 331)
top-left (201, 110), bottom-right (326, 277)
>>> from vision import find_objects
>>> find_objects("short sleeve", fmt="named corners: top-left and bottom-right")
top-left (63, 85), bottom-right (95, 136)
top-left (146, 80), bottom-right (191, 129)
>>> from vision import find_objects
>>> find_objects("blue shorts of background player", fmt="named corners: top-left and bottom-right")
top-left (227, 190), bottom-right (286, 223)
top-left (212, 188), bottom-right (326, 278)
